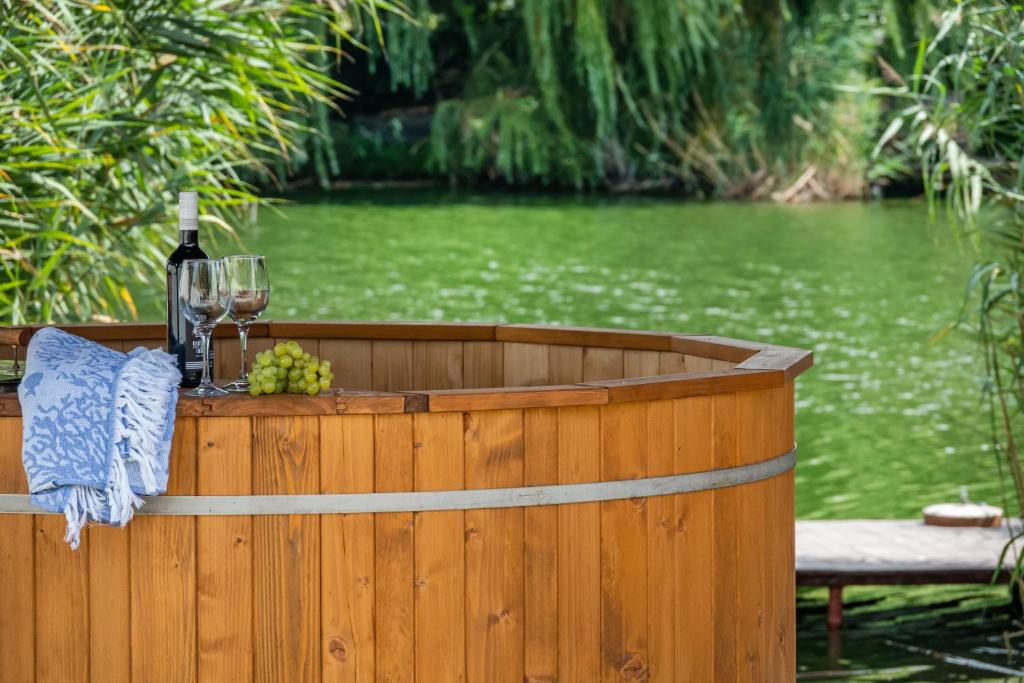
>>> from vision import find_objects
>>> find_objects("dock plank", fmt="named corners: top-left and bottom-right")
top-left (796, 519), bottom-right (1018, 585)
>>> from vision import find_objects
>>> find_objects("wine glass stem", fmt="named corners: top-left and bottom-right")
top-left (199, 329), bottom-right (213, 388)
top-left (237, 323), bottom-right (251, 383)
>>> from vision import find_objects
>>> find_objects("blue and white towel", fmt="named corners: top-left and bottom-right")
top-left (18, 327), bottom-right (180, 548)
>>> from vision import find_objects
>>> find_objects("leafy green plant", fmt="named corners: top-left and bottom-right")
top-left (0, 0), bottom-right (390, 324)
top-left (880, 2), bottom-right (1023, 531)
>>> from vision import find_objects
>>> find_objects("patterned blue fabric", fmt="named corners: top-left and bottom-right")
top-left (19, 327), bottom-right (180, 548)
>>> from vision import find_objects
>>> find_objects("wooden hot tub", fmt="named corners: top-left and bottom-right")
top-left (0, 321), bottom-right (811, 682)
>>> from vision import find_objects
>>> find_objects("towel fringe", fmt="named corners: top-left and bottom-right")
top-left (113, 348), bottom-right (179, 499)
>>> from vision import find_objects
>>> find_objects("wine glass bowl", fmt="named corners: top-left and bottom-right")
top-left (178, 259), bottom-right (232, 397)
top-left (223, 255), bottom-right (270, 392)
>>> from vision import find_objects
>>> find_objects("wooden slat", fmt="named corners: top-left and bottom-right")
top-left (36, 515), bottom-right (90, 683)
top-left (736, 390), bottom-right (772, 679)
top-left (497, 324), bottom-right (674, 351)
top-left (777, 383), bottom-right (796, 673)
top-left (548, 345), bottom-right (583, 384)
top-left (557, 406), bottom-right (601, 682)
top-left (372, 340), bottom-right (414, 391)
top-left (712, 393), bottom-right (739, 681)
top-left (623, 350), bottom-right (660, 378)
top-left (131, 416), bottom-right (197, 683)
top-left (523, 408), bottom-right (558, 682)
top-left (674, 396), bottom-right (715, 680)
top-left (321, 339), bottom-right (373, 391)
top-left (89, 524), bottom-right (131, 683)
top-left (321, 415), bottom-right (376, 683)
top-left (711, 359), bottom-right (735, 371)
top-left (214, 336), bottom-right (240, 381)
top-left (465, 410), bottom-right (524, 683)
top-left (0, 417), bottom-right (33, 682)
top-left (412, 340), bottom-right (464, 390)
top-left (600, 402), bottom-right (648, 682)
top-left (413, 412), bottom-right (466, 683)
top-left (463, 341), bottom-right (504, 389)
top-left (197, 417), bottom-right (253, 683)
top-left (422, 384), bottom-right (607, 412)
top-left (658, 351), bottom-right (686, 374)
top-left (583, 347), bottom-right (624, 382)
top-left (645, 400), bottom-right (675, 682)
top-left (684, 355), bottom-right (713, 372)
top-left (374, 414), bottom-right (415, 682)
top-left (253, 416), bottom-right (321, 683)
top-left (503, 342), bottom-right (549, 387)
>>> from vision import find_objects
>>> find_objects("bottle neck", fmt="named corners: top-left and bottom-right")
top-left (179, 229), bottom-right (198, 247)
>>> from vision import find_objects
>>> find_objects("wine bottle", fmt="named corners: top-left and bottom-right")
top-left (166, 191), bottom-right (212, 388)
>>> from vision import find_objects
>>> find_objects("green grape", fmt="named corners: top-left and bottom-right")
top-left (304, 369), bottom-right (317, 381)
top-left (326, 372), bottom-right (335, 382)
top-left (263, 366), bottom-right (278, 379)
top-left (288, 368), bottom-right (302, 381)
top-left (318, 376), bottom-right (331, 389)
top-left (318, 362), bottom-right (331, 377)
top-left (306, 361), bottom-right (319, 374)
top-left (279, 355), bottom-right (293, 368)
top-left (289, 347), bottom-right (303, 360)
top-left (258, 354), bottom-right (273, 367)
top-left (294, 359), bottom-right (306, 369)
top-left (273, 343), bottom-right (287, 356)
top-left (248, 384), bottom-right (262, 396)
top-left (275, 380), bottom-right (286, 393)
top-left (275, 366), bottom-right (287, 379)
top-left (287, 382), bottom-right (300, 394)
top-left (286, 340), bottom-right (300, 350)
top-left (302, 352), bottom-right (311, 362)
top-left (297, 378), bottom-right (308, 391)
top-left (309, 355), bottom-right (319, 367)
top-left (305, 383), bottom-right (320, 396)
top-left (260, 380), bottom-right (275, 393)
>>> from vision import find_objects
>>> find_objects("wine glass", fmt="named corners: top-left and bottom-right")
top-left (223, 255), bottom-right (270, 392)
top-left (178, 259), bottom-right (232, 397)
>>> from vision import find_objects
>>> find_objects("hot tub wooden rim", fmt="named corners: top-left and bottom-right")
top-left (0, 321), bottom-right (812, 416)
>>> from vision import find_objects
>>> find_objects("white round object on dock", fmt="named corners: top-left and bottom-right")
top-left (923, 502), bottom-right (1003, 527)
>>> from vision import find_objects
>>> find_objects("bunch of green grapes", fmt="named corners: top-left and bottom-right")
top-left (247, 340), bottom-right (335, 396)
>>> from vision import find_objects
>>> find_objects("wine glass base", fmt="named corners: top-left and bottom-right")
top-left (185, 383), bottom-right (229, 398)
top-left (223, 379), bottom-right (251, 393)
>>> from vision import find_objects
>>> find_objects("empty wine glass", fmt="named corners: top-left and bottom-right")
top-left (178, 259), bottom-right (232, 397)
top-left (223, 255), bottom-right (270, 392)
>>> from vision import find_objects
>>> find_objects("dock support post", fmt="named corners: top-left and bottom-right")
top-left (827, 585), bottom-right (843, 631)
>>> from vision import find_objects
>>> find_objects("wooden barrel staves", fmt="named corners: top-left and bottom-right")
top-left (0, 321), bottom-right (811, 682)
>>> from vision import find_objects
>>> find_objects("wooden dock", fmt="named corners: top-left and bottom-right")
top-left (796, 519), bottom-right (1019, 629)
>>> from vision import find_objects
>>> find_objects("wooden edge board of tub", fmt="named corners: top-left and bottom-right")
top-left (495, 323), bottom-right (692, 351)
top-left (268, 320), bottom-right (498, 341)
top-left (418, 384), bottom-right (609, 412)
top-left (584, 368), bottom-right (787, 403)
top-left (0, 321), bottom-right (812, 415)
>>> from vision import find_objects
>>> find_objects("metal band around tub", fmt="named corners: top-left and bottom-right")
top-left (0, 447), bottom-right (795, 516)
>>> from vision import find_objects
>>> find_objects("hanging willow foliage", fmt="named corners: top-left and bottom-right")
top-left (348, 0), bottom-right (896, 194)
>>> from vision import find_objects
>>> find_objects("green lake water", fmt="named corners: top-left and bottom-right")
top-left (139, 190), bottom-right (1020, 679)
